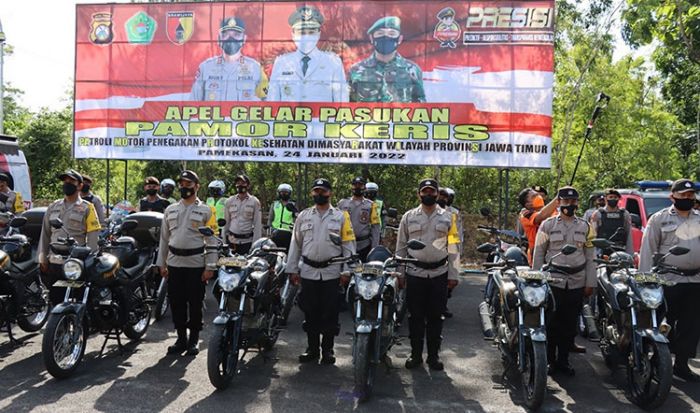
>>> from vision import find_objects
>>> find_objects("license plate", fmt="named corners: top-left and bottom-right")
top-left (218, 256), bottom-right (246, 267)
top-left (53, 280), bottom-right (85, 288)
top-left (519, 270), bottom-right (550, 281)
top-left (362, 266), bottom-right (382, 276)
top-left (634, 273), bottom-right (661, 284)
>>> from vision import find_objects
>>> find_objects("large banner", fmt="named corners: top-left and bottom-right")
top-left (74, 1), bottom-right (554, 168)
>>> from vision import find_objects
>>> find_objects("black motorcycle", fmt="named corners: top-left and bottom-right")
top-left (0, 215), bottom-right (49, 343)
top-left (41, 218), bottom-right (152, 379)
top-left (593, 238), bottom-right (682, 409)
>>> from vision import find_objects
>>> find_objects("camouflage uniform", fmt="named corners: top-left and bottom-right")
top-left (348, 54), bottom-right (425, 103)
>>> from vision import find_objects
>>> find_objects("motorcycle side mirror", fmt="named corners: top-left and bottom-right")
top-left (387, 208), bottom-right (398, 219)
top-left (50, 218), bottom-right (64, 229)
top-left (198, 226), bottom-right (215, 237)
top-left (561, 244), bottom-right (577, 255)
top-left (479, 207), bottom-right (491, 217)
top-left (591, 238), bottom-right (611, 249)
top-left (9, 216), bottom-right (27, 228)
top-left (407, 239), bottom-right (426, 250)
top-left (669, 245), bottom-right (690, 256)
top-left (476, 242), bottom-right (497, 254)
top-left (217, 218), bottom-right (227, 228)
top-left (120, 220), bottom-right (138, 232)
top-left (329, 233), bottom-right (342, 246)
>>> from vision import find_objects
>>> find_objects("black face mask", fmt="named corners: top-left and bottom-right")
top-left (672, 197), bottom-right (695, 212)
top-left (373, 36), bottom-right (399, 55)
top-left (365, 191), bottom-right (376, 200)
top-left (63, 182), bottom-right (78, 196)
top-left (353, 188), bottom-right (364, 197)
top-left (209, 189), bottom-right (222, 198)
top-left (236, 186), bottom-right (247, 194)
top-left (560, 204), bottom-right (578, 217)
top-left (437, 199), bottom-right (447, 208)
top-left (146, 188), bottom-right (158, 196)
top-left (606, 199), bottom-right (619, 208)
top-left (313, 194), bottom-right (329, 205)
top-left (161, 187), bottom-right (173, 197)
top-left (221, 39), bottom-right (243, 55)
top-left (81, 184), bottom-right (91, 194)
top-left (180, 187), bottom-right (195, 199)
top-left (279, 193), bottom-right (290, 201)
top-left (420, 195), bottom-right (437, 206)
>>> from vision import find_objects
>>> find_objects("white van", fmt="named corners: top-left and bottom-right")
top-left (0, 135), bottom-right (32, 210)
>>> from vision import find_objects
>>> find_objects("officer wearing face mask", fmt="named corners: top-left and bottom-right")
top-left (38, 170), bottom-right (101, 305)
top-left (286, 178), bottom-right (356, 365)
top-left (79, 174), bottom-right (106, 227)
top-left (0, 172), bottom-right (24, 214)
top-left (590, 189), bottom-right (634, 255)
top-left (267, 183), bottom-right (297, 252)
top-left (518, 187), bottom-right (559, 265)
top-left (190, 17), bottom-right (268, 101)
top-left (337, 177), bottom-right (380, 262)
top-left (139, 176), bottom-right (171, 213)
top-left (160, 178), bottom-right (177, 204)
top-left (398, 179), bottom-right (460, 371)
top-left (364, 182), bottom-right (385, 232)
top-left (349, 16), bottom-right (425, 103)
top-left (583, 195), bottom-right (605, 223)
top-left (640, 179), bottom-right (700, 382)
top-left (532, 186), bottom-right (596, 376)
top-left (206, 180), bottom-right (228, 233)
top-left (157, 170), bottom-right (218, 356)
top-left (268, 5), bottom-right (348, 102)
top-left (224, 174), bottom-right (262, 255)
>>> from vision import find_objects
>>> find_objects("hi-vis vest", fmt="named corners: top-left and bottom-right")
top-left (272, 201), bottom-right (295, 231)
top-left (207, 197), bottom-right (227, 222)
top-left (374, 199), bottom-right (384, 227)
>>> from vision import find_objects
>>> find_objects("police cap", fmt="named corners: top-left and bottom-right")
top-left (531, 185), bottom-right (548, 196)
top-left (178, 170), bottom-right (199, 185)
top-left (312, 178), bottom-right (332, 191)
top-left (58, 169), bottom-right (83, 184)
top-left (220, 17), bottom-right (245, 33)
top-left (351, 176), bottom-right (366, 185)
top-left (367, 16), bottom-right (401, 35)
top-left (289, 5), bottom-right (324, 30)
top-left (604, 188), bottom-right (621, 197)
top-left (557, 186), bottom-right (579, 200)
top-left (671, 178), bottom-right (697, 194)
top-left (144, 176), bottom-right (160, 186)
top-left (437, 7), bottom-right (456, 19)
top-left (419, 179), bottom-right (439, 191)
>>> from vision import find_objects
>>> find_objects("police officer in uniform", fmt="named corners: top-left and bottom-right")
top-left (438, 187), bottom-right (462, 319)
top-left (583, 195), bottom-right (606, 223)
top-left (206, 180), bottom-right (228, 233)
top-left (640, 179), bottom-right (700, 381)
top-left (267, 183), bottom-right (297, 252)
top-left (349, 16), bottom-right (425, 103)
top-left (398, 179), bottom-right (460, 370)
top-left (157, 170), bottom-right (217, 356)
top-left (337, 177), bottom-right (380, 262)
top-left (139, 176), bottom-right (171, 213)
top-left (160, 178), bottom-right (177, 204)
top-left (590, 189), bottom-right (634, 255)
top-left (190, 17), bottom-right (268, 101)
top-left (286, 178), bottom-right (356, 364)
top-left (79, 174), bottom-right (107, 227)
top-left (38, 170), bottom-right (101, 304)
top-left (0, 172), bottom-right (24, 214)
top-left (268, 5), bottom-right (348, 102)
top-left (224, 174), bottom-right (262, 255)
top-left (364, 182), bottom-right (385, 233)
top-left (532, 186), bottom-right (596, 376)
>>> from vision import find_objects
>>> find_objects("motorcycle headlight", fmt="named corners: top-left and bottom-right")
top-left (218, 269), bottom-right (242, 292)
top-left (640, 287), bottom-right (663, 309)
top-left (63, 259), bottom-right (83, 281)
top-left (356, 277), bottom-right (382, 300)
top-left (522, 285), bottom-right (547, 307)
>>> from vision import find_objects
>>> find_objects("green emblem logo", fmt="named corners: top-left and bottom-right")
top-left (125, 11), bottom-right (157, 44)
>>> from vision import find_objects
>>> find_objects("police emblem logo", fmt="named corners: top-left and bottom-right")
top-left (89, 12), bottom-right (113, 45)
top-left (316, 180), bottom-right (323, 185)
top-left (302, 8), bottom-right (314, 21)
top-left (568, 190), bottom-right (574, 196)
top-left (426, 181), bottom-right (432, 185)
top-left (433, 7), bottom-right (460, 49)
top-left (686, 182), bottom-right (692, 188)
top-left (125, 11), bottom-right (157, 44)
top-left (360, 210), bottom-right (370, 224)
top-left (166, 11), bottom-right (194, 45)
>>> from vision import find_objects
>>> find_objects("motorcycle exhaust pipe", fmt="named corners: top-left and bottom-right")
top-left (582, 304), bottom-right (600, 341)
top-left (478, 301), bottom-right (495, 339)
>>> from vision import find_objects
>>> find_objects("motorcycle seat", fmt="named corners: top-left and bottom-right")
top-left (13, 259), bottom-right (38, 276)
top-left (122, 252), bottom-right (151, 279)
top-left (114, 236), bottom-right (139, 250)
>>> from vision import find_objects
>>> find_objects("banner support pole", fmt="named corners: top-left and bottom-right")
top-left (123, 160), bottom-right (128, 201)
top-left (106, 159), bottom-right (110, 213)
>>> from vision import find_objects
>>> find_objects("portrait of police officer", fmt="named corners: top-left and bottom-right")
top-left (190, 17), bottom-right (268, 102)
top-left (157, 170), bottom-right (218, 357)
top-left (286, 178), bottom-right (356, 365)
top-left (532, 186), bottom-right (596, 376)
top-left (337, 176), bottom-right (380, 263)
top-left (639, 179), bottom-right (700, 381)
top-left (397, 179), bottom-right (460, 371)
top-left (267, 5), bottom-right (348, 102)
top-left (348, 16), bottom-right (425, 103)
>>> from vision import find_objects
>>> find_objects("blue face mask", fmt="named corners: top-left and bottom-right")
top-left (373, 36), bottom-right (399, 55)
top-left (221, 39), bottom-right (243, 55)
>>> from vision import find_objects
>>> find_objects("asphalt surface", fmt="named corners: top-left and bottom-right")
top-left (1, 274), bottom-right (699, 413)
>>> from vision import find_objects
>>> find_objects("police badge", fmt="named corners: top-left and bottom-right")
top-left (125, 11), bottom-right (157, 44)
top-left (433, 7), bottom-right (461, 48)
top-left (166, 11), bottom-right (194, 45)
top-left (89, 12), bottom-right (113, 45)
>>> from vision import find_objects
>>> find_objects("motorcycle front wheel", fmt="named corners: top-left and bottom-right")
top-left (353, 333), bottom-right (376, 402)
top-left (208, 322), bottom-right (241, 390)
top-left (627, 338), bottom-right (672, 409)
top-left (42, 312), bottom-right (87, 379)
top-left (17, 279), bottom-right (50, 332)
top-left (521, 338), bottom-right (547, 410)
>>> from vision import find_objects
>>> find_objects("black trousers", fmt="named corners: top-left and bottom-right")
top-left (41, 264), bottom-right (66, 306)
top-left (406, 273), bottom-right (448, 356)
top-left (299, 277), bottom-right (340, 337)
top-left (167, 266), bottom-right (206, 332)
top-left (230, 242), bottom-right (252, 256)
top-left (547, 286), bottom-right (584, 364)
top-left (664, 283), bottom-right (700, 359)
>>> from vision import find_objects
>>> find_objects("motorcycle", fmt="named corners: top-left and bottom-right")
top-left (41, 218), bottom-right (152, 379)
top-left (200, 225), bottom-right (287, 390)
top-left (0, 215), bottom-right (49, 343)
top-left (593, 237), bottom-right (682, 409)
top-left (382, 208), bottom-right (410, 326)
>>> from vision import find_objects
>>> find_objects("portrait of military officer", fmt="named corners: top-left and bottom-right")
top-left (267, 5), bottom-right (348, 102)
top-left (348, 16), bottom-right (425, 103)
top-left (190, 16), bottom-right (268, 101)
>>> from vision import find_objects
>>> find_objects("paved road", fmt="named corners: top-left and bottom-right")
top-left (1, 275), bottom-right (699, 412)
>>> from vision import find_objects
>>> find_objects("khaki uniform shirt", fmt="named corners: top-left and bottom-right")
top-left (38, 197), bottom-right (101, 264)
top-left (532, 215), bottom-right (596, 289)
top-left (157, 199), bottom-right (217, 269)
top-left (396, 206), bottom-right (460, 280)
top-left (286, 205), bottom-right (356, 280)
top-left (337, 197), bottom-right (380, 252)
top-left (639, 206), bottom-right (700, 283)
top-left (224, 194), bottom-right (262, 245)
top-left (0, 189), bottom-right (25, 214)
top-left (83, 192), bottom-right (107, 227)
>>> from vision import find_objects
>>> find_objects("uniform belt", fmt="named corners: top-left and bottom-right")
top-left (302, 256), bottom-right (334, 269)
top-left (228, 231), bottom-right (254, 239)
top-left (356, 234), bottom-right (371, 242)
top-left (168, 246), bottom-right (204, 257)
top-left (550, 263), bottom-right (586, 275)
top-left (412, 257), bottom-right (448, 270)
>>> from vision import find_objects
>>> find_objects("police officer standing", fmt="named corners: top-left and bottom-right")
top-left (206, 180), bottom-right (228, 234)
top-left (267, 183), bottom-right (297, 252)
top-left (532, 186), bottom-right (596, 376)
top-left (157, 170), bottom-right (217, 356)
top-left (139, 176), bottom-right (171, 213)
top-left (38, 170), bottom-right (101, 305)
top-left (160, 178), bottom-right (177, 204)
top-left (224, 174), bottom-right (262, 255)
top-left (349, 16), bottom-right (425, 103)
top-left (398, 179), bottom-right (460, 370)
top-left (79, 174), bottom-right (107, 227)
top-left (640, 179), bottom-right (700, 381)
top-left (364, 182), bottom-right (385, 233)
top-left (286, 178), bottom-right (356, 364)
top-left (338, 177), bottom-right (380, 262)
top-left (590, 189), bottom-right (634, 255)
top-left (0, 172), bottom-right (24, 214)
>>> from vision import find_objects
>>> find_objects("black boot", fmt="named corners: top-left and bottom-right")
top-left (405, 339), bottom-right (424, 369)
top-left (185, 329), bottom-right (199, 356)
top-left (321, 334), bottom-right (336, 365)
top-left (426, 339), bottom-right (444, 371)
top-left (299, 333), bottom-right (320, 363)
top-left (167, 328), bottom-right (187, 355)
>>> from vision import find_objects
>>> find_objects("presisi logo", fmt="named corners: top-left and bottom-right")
top-left (466, 7), bottom-right (553, 29)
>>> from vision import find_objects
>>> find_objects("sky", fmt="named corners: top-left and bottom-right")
top-left (0, 0), bottom-right (650, 112)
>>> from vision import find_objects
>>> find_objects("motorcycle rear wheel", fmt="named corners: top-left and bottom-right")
top-left (17, 280), bottom-right (49, 332)
top-left (124, 286), bottom-right (152, 340)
